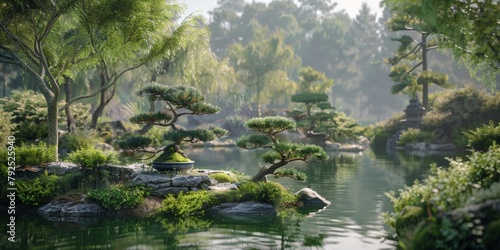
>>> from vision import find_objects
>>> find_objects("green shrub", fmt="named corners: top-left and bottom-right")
top-left (397, 128), bottom-right (436, 146)
top-left (60, 130), bottom-right (101, 153)
top-left (368, 112), bottom-right (404, 149)
top-left (17, 174), bottom-right (59, 206)
top-left (0, 110), bottom-right (14, 147)
top-left (0, 90), bottom-right (90, 141)
top-left (16, 142), bottom-right (56, 167)
top-left (209, 172), bottom-right (234, 183)
top-left (160, 191), bottom-right (213, 216)
top-left (273, 168), bottom-right (307, 181)
top-left (465, 121), bottom-right (500, 152)
top-left (385, 144), bottom-right (500, 225)
top-left (66, 147), bottom-right (117, 170)
top-left (237, 181), bottom-right (296, 207)
top-left (88, 185), bottom-right (149, 210)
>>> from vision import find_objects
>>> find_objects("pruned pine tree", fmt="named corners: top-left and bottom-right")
top-left (236, 116), bottom-right (327, 182)
top-left (384, 1), bottom-right (451, 110)
top-left (116, 82), bottom-right (227, 161)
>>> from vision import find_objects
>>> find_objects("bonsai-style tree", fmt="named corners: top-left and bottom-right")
top-left (289, 67), bottom-right (335, 137)
top-left (237, 116), bottom-right (328, 182)
top-left (116, 82), bottom-right (227, 163)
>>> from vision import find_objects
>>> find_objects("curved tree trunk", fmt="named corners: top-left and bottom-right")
top-left (90, 69), bottom-right (115, 129)
top-left (252, 161), bottom-right (287, 182)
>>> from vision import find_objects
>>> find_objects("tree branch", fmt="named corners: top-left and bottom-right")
top-left (407, 61), bottom-right (423, 74)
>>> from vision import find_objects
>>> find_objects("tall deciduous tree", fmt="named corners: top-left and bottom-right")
top-left (0, 0), bottom-right (200, 160)
top-left (229, 27), bottom-right (299, 116)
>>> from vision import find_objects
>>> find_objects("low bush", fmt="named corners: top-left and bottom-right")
top-left (66, 147), bottom-right (117, 170)
top-left (160, 191), bottom-right (213, 216)
top-left (0, 109), bottom-right (14, 147)
top-left (59, 130), bottom-right (101, 153)
top-left (384, 144), bottom-right (500, 248)
top-left (465, 121), bottom-right (500, 152)
top-left (273, 168), bottom-right (307, 181)
top-left (209, 172), bottom-right (235, 183)
top-left (368, 112), bottom-right (404, 149)
top-left (16, 142), bottom-right (56, 167)
top-left (17, 174), bottom-right (59, 206)
top-left (397, 128), bottom-right (436, 146)
top-left (89, 185), bottom-right (149, 210)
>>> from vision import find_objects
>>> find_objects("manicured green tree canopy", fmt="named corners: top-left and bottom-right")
top-left (237, 116), bottom-right (327, 182)
top-left (116, 82), bottom-right (227, 162)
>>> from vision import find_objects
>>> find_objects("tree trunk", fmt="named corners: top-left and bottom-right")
top-left (252, 161), bottom-right (286, 182)
top-left (90, 70), bottom-right (115, 129)
top-left (47, 98), bottom-right (59, 161)
top-left (64, 77), bottom-right (76, 133)
top-left (422, 33), bottom-right (428, 111)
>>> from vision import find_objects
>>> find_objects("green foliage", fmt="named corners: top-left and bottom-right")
top-left (209, 172), bottom-right (235, 183)
top-left (291, 93), bottom-right (328, 104)
top-left (328, 111), bottom-right (365, 142)
top-left (0, 90), bottom-right (91, 142)
top-left (244, 116), bottom-right (296, 134)
top-left (160, 191), bottom-right (213, 216)
top-left (238, 116), bottom-right (327, 181)
top-left (0, 109), bottom-right (14, 147)
top-left (88, 185), bottom-right (149, 210)
top-left (274, 168), bottom-right (307, 181)
top-left (16, 142), bottom-right (57, 167)
top-left (465, 121), bottom-right (500, 152)
top-left (117, 83), bottom-right (227, 161)
top-left (367, 112), bottom-right (404, 149)
top-left (154, 147), bottom-right (191, 163)
top-left (238, 181), bottom-right (297, 208)
top-left (59, 130), bottom-right (101, 153)
top-left (385, 144), bottom-right (500, 224)
top-left (397, 128), bottom-right (436, 146)
top-left (422, 86), bottom-right (500, 147)
top-left (17, 174), bottom-right (59, 206)
top-left (66, 147), bottom-right (117, 170)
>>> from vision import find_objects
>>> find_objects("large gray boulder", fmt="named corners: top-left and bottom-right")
top-left (172, 175), bottom-right (204, 187)
top-left (131, 173), bottom-right (171, 186)
top-left (209, 201), bottom-right (277, 220)
top-left (38, 200), bottom-right (106, 218)
top-left (295, 188), bottom-right (330, 207)
top-left (104, 163), bottom-right (149, 182)
top-left (44, 162), bottom-right (80, 176)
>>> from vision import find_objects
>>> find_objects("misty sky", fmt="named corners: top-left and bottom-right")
top-left (181, 0), bottom-right (383, 19)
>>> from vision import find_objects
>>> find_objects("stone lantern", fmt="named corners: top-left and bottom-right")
top-left (402, 98), bottom-right (426, 129)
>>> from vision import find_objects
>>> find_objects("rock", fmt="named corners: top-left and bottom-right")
top-left (325, 141), bottom-right (340, 150)
top-left (405, 142), bottom-right (427, 152)
top-left (209, 201), bottom-right (277, 218)
top-left (295, 188), bottom-right (331, 207)
top-left (207, 183), bottom-right (238, 191)
top-left (38, 200), bottom-right (105, 218)
top-left (104, 164), bottom-right (148, 182)
top-left (44, 162), bottom-right (80, 176)
top-left (200, 175), bottom-right (218, 186)
top-left (131, 173), bottom-right (171, 186)
top-left (428, 143), bottom-right (456, 151)
top-left (172, 175), bottom-right (203, 187)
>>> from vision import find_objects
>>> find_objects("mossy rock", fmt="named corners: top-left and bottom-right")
top-left (154, 147), bottom-right (191, 163)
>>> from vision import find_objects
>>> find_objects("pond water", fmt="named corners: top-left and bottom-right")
top-left (1, 148), bottom-right (462, 250)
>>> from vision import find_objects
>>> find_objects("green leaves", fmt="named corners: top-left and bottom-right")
top-left (236, 134), bottom-right (272, 149)
top-left (130, 112), bottom-right (173, 125)
top-left (115, 136), bottom-right (155, 151)
top-left (244, 116), bottom-right (296, 134)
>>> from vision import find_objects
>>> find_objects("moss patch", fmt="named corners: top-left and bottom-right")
top-left (154, 150), bottom-right (191, 163)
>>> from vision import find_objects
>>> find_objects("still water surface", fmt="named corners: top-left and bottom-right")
top-left (2, 148), bottom-right (460, 249)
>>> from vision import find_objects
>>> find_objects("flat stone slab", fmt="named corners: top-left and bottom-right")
top-left (210, 201), bottom-right (277, 217)
top-left (131, 173), bottom-right (171, 185)
top-left (38, 200), bottom-right (106, 218)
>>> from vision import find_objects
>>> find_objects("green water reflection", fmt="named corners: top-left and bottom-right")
top-left (1, 148), bottom-right (464, 249)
